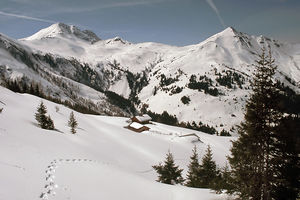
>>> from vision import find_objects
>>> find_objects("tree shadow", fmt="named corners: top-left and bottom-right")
top-left (30, 121), bottom-right (64, 134)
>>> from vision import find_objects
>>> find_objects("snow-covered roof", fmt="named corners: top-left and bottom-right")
top-left (128, 122), bottom-right (144, 129)
top-left (134, 114), bottom-right (152, 122)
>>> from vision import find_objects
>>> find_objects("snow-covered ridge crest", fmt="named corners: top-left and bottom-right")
top-left (21, 22), bottom-right (101, 44)
top-left (1, 24), bottom-right (300, 132)
top-left (106, 36), bottom-right (131, 45)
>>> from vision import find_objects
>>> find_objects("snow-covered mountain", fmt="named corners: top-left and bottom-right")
top-left (23, 22), bottom-right (101, 44)
top-left (1, 23), bottom-right (300, 132)
top-left (0, 31), bottom-right (133, 116)
top-left (0, 86), bottom-right (232, 200)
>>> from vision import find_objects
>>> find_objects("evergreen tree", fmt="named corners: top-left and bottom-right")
top-left (185, 146), bottom-right (201, 187)
top-left (198, 145), bottom-right (218, 188)
top-left (212, 162), bottom-right (233, 193)
top-left (271, 116), bottom-right (300, 200)
top-left (228, 48), bottom-right (283, 200)
top-left (152, 150), bottom-right (184, 185)
top-left (45, 115), bottom-right (55, 130)
top-left (68, 111), bottom-right (78, 134)
top-left (35, 101), bottom-right (54, 130)
top-left (35, 101), bottom-right (48, 129)
top-left (221, 163), bottom-right (233, 192)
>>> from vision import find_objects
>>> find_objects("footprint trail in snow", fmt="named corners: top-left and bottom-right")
top-left (39, 158), bottom-right (98, 199)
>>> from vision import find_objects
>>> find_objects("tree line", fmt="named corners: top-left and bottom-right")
top-left (152, 48), bottom-right (300, 200)
top-left (2, 78), bottom-right (101, 115)
top-left (153, 145), bottom-right (232, 192)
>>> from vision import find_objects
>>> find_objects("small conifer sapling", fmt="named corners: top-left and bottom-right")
top-left (68, 111), bottom-right (78, 134)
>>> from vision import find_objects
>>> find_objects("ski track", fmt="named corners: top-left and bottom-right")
top-left (0, 100), bottom-right (6, 105)
top-left (0, 161), bottom-right (25, 170)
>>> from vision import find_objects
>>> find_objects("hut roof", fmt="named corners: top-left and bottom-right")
top-left (134, 114), bottom-right (152, 122)
top-left (129, 122), bottom-right (144, 129)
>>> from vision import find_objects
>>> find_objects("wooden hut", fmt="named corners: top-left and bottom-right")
top-left (131, 114), bottom-right (152, 124)
top-left (127, 122), bottom-right (150, 133)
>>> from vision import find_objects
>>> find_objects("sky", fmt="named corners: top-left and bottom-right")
top-left (0, 0), bottom-right (299, 46)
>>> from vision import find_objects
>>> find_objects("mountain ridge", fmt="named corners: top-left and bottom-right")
top-left (21, 22), bottom-right (101, 44)
top-left (1, 24), bottom-right (299, 133)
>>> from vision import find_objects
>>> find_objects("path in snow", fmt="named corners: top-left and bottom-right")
top-left (40, 158), bottom-right (102, 200)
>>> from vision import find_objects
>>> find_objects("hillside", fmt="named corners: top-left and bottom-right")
top-left (1, 23), bottom-right (300, 132)
top-left (0, 86), bottom-right (232, 200)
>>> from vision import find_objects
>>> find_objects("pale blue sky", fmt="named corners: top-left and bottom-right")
top-left (0, 0), bottom-right (299, 46)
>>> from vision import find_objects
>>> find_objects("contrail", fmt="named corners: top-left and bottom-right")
top-left (205, 0), bottom-right (226, 28)
top-left (0, 11), bottom-right (56, 24)
top-left (59, 0), bottom-right (171, 13)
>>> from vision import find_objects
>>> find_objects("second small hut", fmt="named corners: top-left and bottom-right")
top-left (126, 114), bottom-right (152, 133)
top-left (131, 114), bottom-right (152, 124)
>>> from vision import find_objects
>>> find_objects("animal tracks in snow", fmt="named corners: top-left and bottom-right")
top-left (39, 158), bottom-right (101, 200)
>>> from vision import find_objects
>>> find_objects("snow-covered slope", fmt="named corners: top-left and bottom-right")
top-left (0, 31), bottom-right (135, 116)
top-left (20, 24), bottom-right (300, 83)
top-left (21, 24), bottom-right (165, 73)
top-left (23, 23), bottom-right (100, 44)
top-left (0, 86), bottom-right (232, 200)
top-left (1, 23), bottom-right (300, 132)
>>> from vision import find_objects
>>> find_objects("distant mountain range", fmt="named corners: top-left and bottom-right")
top-left (1, 23), bottom-right (299, 132)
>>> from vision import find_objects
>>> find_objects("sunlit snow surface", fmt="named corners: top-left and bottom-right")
top-left (16, 24), bottom-right (300, 132)
top-left (0, 86), bottom-right (233, 200)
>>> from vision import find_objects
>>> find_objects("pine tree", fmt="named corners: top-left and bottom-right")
top-left (228, 47), bottom-right (283, 200)
top-left (221, 163), bottom-right (233, 192)
top-left (35, 101), bottom-right (54, 130)
top-left (213, 162), bottom-right (233, 193)
top-left (68, 111), bottom-right (78, 134)
top-left (35, 101), bottom-right (48, 129)
top-left (198, 145), bottom-right (218, 188)
top-left (152, 150), bottom-right (184, 185)
top-left (271, 116), bottom-right (300, 200)
top-left (45, 115), bottom-right (55, 130)
top-left (185, 146), bottom-right (201, 187)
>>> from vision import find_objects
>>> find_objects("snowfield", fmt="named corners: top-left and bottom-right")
top-left (1, 23), bottom-right (300, 133)
top-left (0, 86), bottom-right (233, 200)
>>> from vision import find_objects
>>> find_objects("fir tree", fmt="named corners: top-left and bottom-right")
top-left (152, 150), bottom-right (184, 185)
top-left (220, 163), bottom-right (233, 192)
top-left (228, 47), bottom-right (283, 200)
top-left (45, 115), bottom-right (55, 130)
top-left (68, 111), bottom-right (78, 134)
top-left (35, 101), bottom-right (48, 129)
top-left (198, 145), bottom-right (218, 188)
top-left (35, 101), bottom-right (54, 130)
top-left (212, 162), bottom-right (233, 193)
top-left (185, 146), bottom-right (201, 188)
top-left (271, 116), bottom-right (300, 200)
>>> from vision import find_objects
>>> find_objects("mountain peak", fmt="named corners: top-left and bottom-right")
top-left (22, 23), bottom-right (101, 44)
top-left (202, 27), bottom-right (239, 43)
top-left (220, 26), bottom-right (239, 37)
top-left (106, 36), bottom-right (130, 45)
